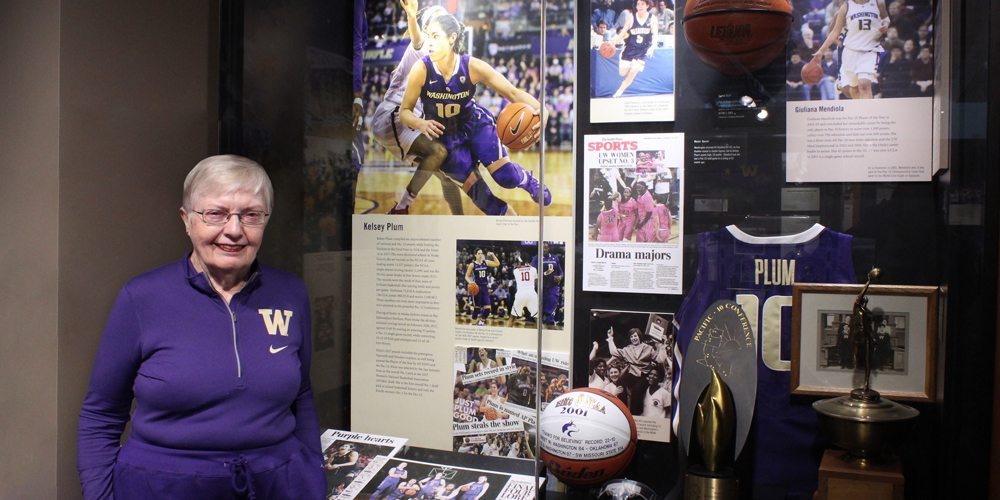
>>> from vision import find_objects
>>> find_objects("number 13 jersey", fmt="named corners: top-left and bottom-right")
top-left (674, 224), bottom-right (855, 497)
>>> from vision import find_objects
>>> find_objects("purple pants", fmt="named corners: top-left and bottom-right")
top-left (113, 438), bottom-right (326, 499)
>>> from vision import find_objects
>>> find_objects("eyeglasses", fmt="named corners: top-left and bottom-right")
top-left (193, 209), bottom-right (269, 226)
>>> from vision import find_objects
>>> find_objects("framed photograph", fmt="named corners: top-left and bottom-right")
top-left (791, 283), bottom-right (939, 402)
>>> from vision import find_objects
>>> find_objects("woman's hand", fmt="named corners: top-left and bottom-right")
top-left (415, 118), bottom-right (445, 139)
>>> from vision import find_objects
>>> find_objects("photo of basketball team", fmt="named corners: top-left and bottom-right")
top-left (358, 458), bottom-right (531, 500)
top-left (587, 166), bottom-right (679, 243)
top-left (589, 0), bottom-right (677, 122)
top-left (452, 347), bottom-right (570, 458)
top-left (817, 310), bottom-right (909, 373)
top-left (351, 0), bottom-right (575, 216)
top-left (786, 0), bottom-right (935, 101)
top-left (588, 310), bottom-right (675, 442)
top-left (455, 240), bottom-right (566, 329)
top-left (323, 439), bottom-right (402, 498)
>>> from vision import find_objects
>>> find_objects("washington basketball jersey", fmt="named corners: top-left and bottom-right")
top-left (622, 11), bottom-right (654, 60)
top-left (531, 254), bottom-right (563, 288)
top-left (420, 54), bottom-right (476, 133)
top-left (461, 482), bottom-right (485, 499)
top-left (472, 261), bottom-right (491, 286)
top-left (675, 224), bottom-right (855, 496)
top-left (844, 0), bottom-right (885, 51)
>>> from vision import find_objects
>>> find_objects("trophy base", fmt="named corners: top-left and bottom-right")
top-left (816, 449), bottom-right (904, 500)
top-left (683, 472), bottom-right (738, 500)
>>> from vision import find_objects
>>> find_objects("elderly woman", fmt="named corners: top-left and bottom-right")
top-left (607, 326), bottom-right (669, 413)
top-left (77, 155), bottom-right (325, 499)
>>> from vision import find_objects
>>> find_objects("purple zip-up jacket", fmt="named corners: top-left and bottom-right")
top-left (77, 256), bottom-right (322, 499)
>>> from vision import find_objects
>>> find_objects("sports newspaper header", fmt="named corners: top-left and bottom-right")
top-left (582, 133), bottom-right (685, 294)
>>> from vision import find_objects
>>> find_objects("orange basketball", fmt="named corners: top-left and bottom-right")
top-left (485, 407), bottom-right (499, 420)
top-left (467, 282), bottom-right (480, 296)
top-left (800, 59), bottom-right (823, 85)
top-left (496, 102), bottom-right (539, 151)
top-left (460, 485), bottom-right (471, 492)
top-left (683, 0), bottom-right (793, 75)
top-left (599, 41), bottom-right (616, 58)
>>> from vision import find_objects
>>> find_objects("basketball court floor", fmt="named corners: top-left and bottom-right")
top-left (355, 149), bottom-right (575, 217)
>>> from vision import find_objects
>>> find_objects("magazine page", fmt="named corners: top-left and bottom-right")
top-left (351, 217), bottom-right (573, 449)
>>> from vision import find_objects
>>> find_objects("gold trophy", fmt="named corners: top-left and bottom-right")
top-left (684, 368), bottom-right (738, 500)
top-left (812, 269), bottom-right (918, 499)
top-left (679, 300), bottom-right (756, 500)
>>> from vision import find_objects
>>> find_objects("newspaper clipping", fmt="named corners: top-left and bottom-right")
top-left (452, 347), bottom-right (570, 459)
top-left (357, 457), bottom-right (541, 500)
top-left (583, 133), bottom-right (685, 294)
top-left (321, 429), bottom-right (408, 499)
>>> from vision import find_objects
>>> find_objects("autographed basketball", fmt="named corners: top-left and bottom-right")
top-left (599, 41), bottom-right (616, 58)
top-left (683, 0), bottom-right (793, 75)
top-left (467, 282), bottom-right (480, 296)
top-left (801, 59), bottom-right (823, 85)
top-left (539, 388), bottom-right (637, 486)
top-left (496, 102), bottom-right (539, 150)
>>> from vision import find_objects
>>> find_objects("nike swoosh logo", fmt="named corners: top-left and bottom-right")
top-left (269, 345), bottom-right (289, 354)
top-left (509, 113), bottom-right (525, 136)
top-left (429, 80), bottom-right (439, 84)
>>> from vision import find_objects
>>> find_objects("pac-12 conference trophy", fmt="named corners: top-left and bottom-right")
top-left (678, 300), bottom-right (757, 500)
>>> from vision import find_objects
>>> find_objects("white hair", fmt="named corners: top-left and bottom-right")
top-left (182, 155), bottom-right (274, 212)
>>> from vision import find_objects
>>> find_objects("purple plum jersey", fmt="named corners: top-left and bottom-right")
top-left (674, 225), bottom-right (855, 498)
top-left (418, 54), bottom-right (507, 183)
top-left (77, 256), bottom-right (324, 499)
top-left (471, 260), bottom-right (493, 307)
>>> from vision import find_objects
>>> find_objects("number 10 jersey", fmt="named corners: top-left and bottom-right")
top-left (674, 224), bottom-right (855, 497)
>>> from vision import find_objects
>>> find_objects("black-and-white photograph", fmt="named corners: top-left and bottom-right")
top-left (816, 310), bottom-right (908, 374)
top-left (588, 309), bottom-right (674, 442)
top-left (792, 283), bottom-right (938, 402)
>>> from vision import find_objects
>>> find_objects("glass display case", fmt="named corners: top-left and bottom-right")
top-left (220, 0), bottom-right (998, 497)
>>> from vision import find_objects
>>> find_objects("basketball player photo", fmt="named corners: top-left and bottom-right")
top-left (349, 0), bottom-right (574, 216)
top-left (789, 0), bottom-right (936, 101)
top-left (590, 0), bottom-right (677, 122)
top-left (455, 239), bottom-right (566, 330)
top-left (785, 1), bottom-right (937, 183)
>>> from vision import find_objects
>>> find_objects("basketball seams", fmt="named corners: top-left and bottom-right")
top-left (539, 388), bottom-right (638, 482)
top-left (683, 9), bottom-right (793, 22)
top-left (496, 103), bottom-right (537, 150)
top-left (681, 1), bottom-right (793, 74)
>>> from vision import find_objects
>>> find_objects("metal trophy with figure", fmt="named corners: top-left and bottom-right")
top-left (812, 268), bottom-right (919, 499)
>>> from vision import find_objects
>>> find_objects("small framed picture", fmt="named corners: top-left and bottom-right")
top-left (791, 284), bottom-right (940, 402)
